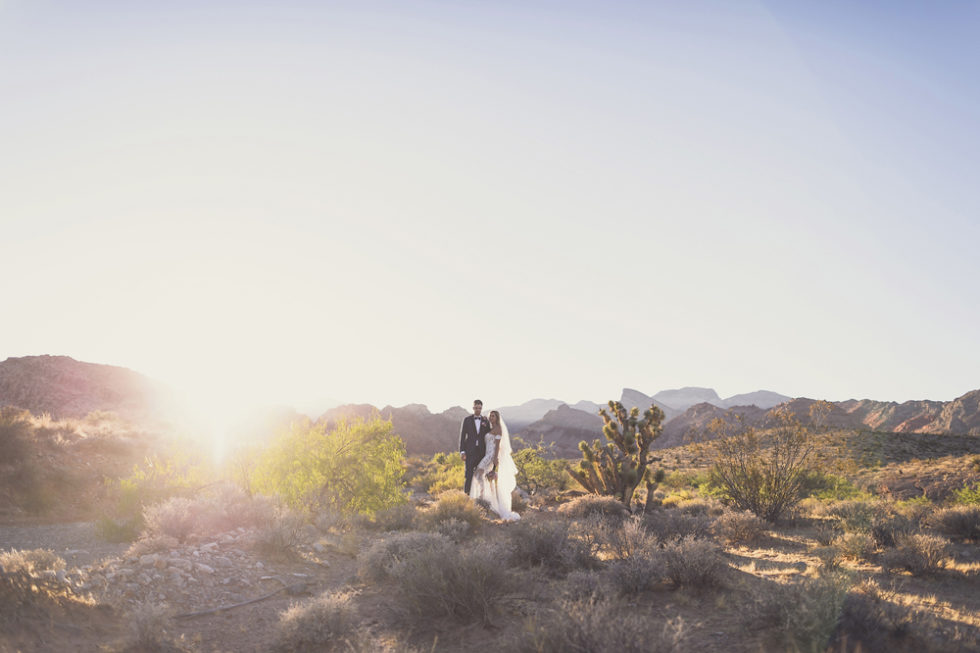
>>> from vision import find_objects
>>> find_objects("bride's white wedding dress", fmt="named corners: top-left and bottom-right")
top-left (469, 417), bottom-right (521, 521)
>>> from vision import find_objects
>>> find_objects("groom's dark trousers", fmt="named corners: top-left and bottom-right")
top-left (460, 414), bottom-right (489, 494)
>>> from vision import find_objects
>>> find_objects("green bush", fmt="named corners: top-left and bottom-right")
top-left (800, 471), bottom-right (870, 501)
top-left (828, 500), bottom-right (877, 532)
top-left (952, 482), bottom-right (980, 506)
top-left (255, 417), bottom-right (407, 516)
top-left (407, 452), bottom-right (465, 495)
top-left (512, 438), bottom-right (572, 495)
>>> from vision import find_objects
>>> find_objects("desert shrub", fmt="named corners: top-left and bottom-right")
top-left (603, 515), bottom-right (656, 559)
top-left (0, 407), bottom-right (32, 466)
top-left (0, 548), bottom-right (65, 574)
top-left (674, 496), bottom-right (725, 516)
top-left (952, 482), bottom-right (980, 505)
top-left (605, 550), bottom-right (664, 596)
top-left (253, 505), bottom-right (308, 559)
top-left (660, 536), bottom-right (727, 588)
top-left (828, 500), bottom-right (877, 532)
top-left (713, 509), bottom-right (767, 545)
top-left (870, 510), bottom-right (917, 548)
top-left (418, 490), bottom-right (484, 535)
top-left (255, 417), bottom-right (408, 516)
top-left (833, 531), bottom-right (876, 561)
top-left (797, 497), bottom-right (830, 518)
top-left (518, 598), bottom-right (686, 653)
top-left (367, 503), bottom-right (418, 532)
top-left (357, 531), bottom-right (452, 583)
top-left (813, 519), bottom-right (844, 546)
top-left (881, 534), bottom-right (951, 576)
top-left (751, 571), bottom-right (852, 653)
top-left (384, 540), bottom-right (512, 624)
top-left (272, 590), bottom-right (359, 653)
top-left (143, 497), bottom-right (198, 543)
top-left (643, 509), bottom-right (713, 544)
top-left (120, 602), bottom-right (187, 653)
top-left (557, 494), bottom-right (630, 521)
top-left (568, 514), bottom-right (613, 558)
top-left (708, 406), bottom-right (824, 522)
top-left (100, 451), bottom-right (209, 542)
top-left (562, 569), bottom-right (605, 599)
top-left (512, 438), bottom-right (573, 495)
top-left (834, 580), bottom-right (916, 652)
top-left (508, 518), bottom-right (594, 572)
top-left (931, 505), bottom-right (980, 541)
top-left (812, 546), bottom-right (843, 571)
top-left (126, 534), bottom-right (180, 558)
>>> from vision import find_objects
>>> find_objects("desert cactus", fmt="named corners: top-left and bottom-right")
top-left (568, 401), bottom-right (665, 511)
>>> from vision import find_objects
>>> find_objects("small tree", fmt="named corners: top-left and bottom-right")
top-left (709, 406), bottom-right (816, 522)
top-left (255, 416), bottom-right (407, 516)
top-left (568, 401), bottom-right (665, 511)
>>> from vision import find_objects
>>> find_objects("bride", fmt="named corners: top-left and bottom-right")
top-left (469, 410), bottom-right (521, 521)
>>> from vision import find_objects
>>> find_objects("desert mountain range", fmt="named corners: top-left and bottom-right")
top-left (2, 356), bottom-right (978, 458)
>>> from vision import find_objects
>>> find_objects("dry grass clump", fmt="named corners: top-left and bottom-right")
top-left (418, 490), bottom-right (484, 536)
top-left (750, 571), bottom-right (852, 653)
top-left (272, 590), bottom-right (363, 653)
top-left (366, 503), bottom-right (418, 532)
top-left (383, 540), bottom-right (513, 624)
top-left (253, 505), bottom-right (308, 559)
top-left (660, 536), bottom-right (727, 588)
top-left (643, 509), bottom-right (713, 544)
top-left (0, 548), bottom-right (65, 574)
top-left (834, 580), bottom-right (917, 652)
top-left (930, 505), bottom-right (980, 542)
top-left (880, 534), bottom-right (951, 576)
top-left (557, 494), bottom-right (629, 520)
top-left (828, 500), bottom-right (877, 532)
top-left (117, 602), bottom-right (190, 653)
top-left (508, 517), bottom-right (595, 572)
top-left (125, 534), bottom-right (180, 558)
top-left (141, 486), bottom-right (281, 544)
top-left (357, 531), bottom-right (452, 583)
top-left (605, 551), bottom-right (664, 596)
top-left (143, 497), bottom-right (199, 543)
top-left (713, 510), bottom-right (767, 545)
top-left (673, 496), bottom-right (725, 517)
top-left (833, 531), bottom-right (876, 561)
top-left (870, 510), bottom-right (918, 548)
top-left (518, 598), bottom-right (686, 653)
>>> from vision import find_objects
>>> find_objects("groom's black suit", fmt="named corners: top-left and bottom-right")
top-left (460, 414), bottom-right (490, 494)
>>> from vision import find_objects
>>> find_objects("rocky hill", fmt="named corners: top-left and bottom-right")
top-left (0, 355), bottom-right (172, 421)
top-left (317, 403), bottom-right (467, 456)
top-left (515, 405), bottom-right (604, 457)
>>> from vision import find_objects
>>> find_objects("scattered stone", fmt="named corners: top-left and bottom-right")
top-left (195, 563), bottom-right (215, 575)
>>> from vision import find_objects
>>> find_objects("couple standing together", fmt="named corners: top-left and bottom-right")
top-left (459, 399), bottom-right (521, 521)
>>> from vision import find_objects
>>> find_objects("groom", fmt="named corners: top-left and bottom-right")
top-left (459, 399), bottom-right (489, 494)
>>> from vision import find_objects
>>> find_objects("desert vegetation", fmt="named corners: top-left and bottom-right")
top-left (1, 403), bottom-right (979, 652)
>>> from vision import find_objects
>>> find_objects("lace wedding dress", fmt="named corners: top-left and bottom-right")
top-left (469, 417), bottom-right (521, 521)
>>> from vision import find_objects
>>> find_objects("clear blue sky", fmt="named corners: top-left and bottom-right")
top-left (2, 1), bottom-right (978, 419)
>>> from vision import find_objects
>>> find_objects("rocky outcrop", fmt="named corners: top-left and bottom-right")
top-left (620, 388), bottom-right (680, 421)
top-left (719, 390), bottom-right (791, 409)
top-left (495, 398), bottom-right (566, 433)
top-left (656, 403), bottom-right (767, 450)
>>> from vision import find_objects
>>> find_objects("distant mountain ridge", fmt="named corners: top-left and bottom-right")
top-left (3, 356), bottom-right (976, 458)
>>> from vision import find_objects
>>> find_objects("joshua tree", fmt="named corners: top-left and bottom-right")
top-left (569, 401), bottom-right (666, 511)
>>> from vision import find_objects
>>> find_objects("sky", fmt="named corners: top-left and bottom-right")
top-left (2, 0), bottom-right (978, 421)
